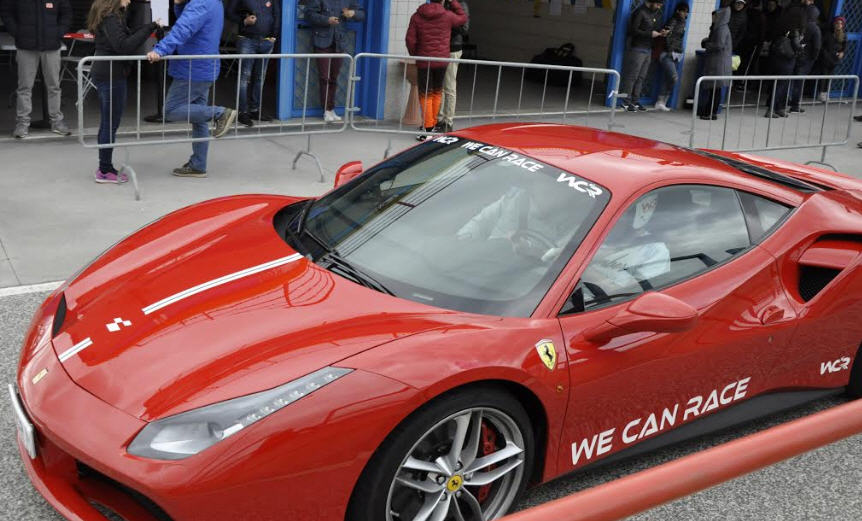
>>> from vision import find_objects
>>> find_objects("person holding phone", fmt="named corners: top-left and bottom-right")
top-left (305, 0), bottom-right (364, 123)
top-left (620, 0), bottom-right (667, 112)
top-left (228, 0), bottom-right (280, 126)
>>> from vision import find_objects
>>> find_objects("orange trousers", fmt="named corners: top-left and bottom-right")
top-left (418, 91), bottom-right (443, 129)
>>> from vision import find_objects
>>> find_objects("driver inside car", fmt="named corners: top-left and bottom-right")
top-left (580, 193), bottom-right (671, 299)
top-left (456, 182), bottom-right (566, 263)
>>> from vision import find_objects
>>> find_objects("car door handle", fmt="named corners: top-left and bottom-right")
top-left (760, 305), bottom-right (785, 325)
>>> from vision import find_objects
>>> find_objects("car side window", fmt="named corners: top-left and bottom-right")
top-left (569, 185), bottom-right (751, 312)
top-left (737, 191), bottom-right (792, 242)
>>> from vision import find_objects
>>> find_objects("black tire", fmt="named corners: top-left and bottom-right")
top-left (847, 344), bottom-right (862, 398)
top-left (346, 385), bottom-right (535, 521)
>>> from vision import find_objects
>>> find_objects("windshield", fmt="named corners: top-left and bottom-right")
top-left (299, 136), bottom-right (610, 317)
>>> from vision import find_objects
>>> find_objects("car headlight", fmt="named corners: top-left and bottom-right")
top-left (127, 367), bottom-right (352, 460)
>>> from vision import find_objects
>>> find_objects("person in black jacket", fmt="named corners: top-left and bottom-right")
top-left (87, 0), bottom-right (161, 183)
top-left (0, 0), bottom-right (73, 138)
top-left (228, 0), bottom-right (280, 126)
top-left (620, 0), bottom-right (667, 112)
top-left (815, 16), bottom-right (846, 102)
top-left (788, 4), bottom-right (820, 113)
top-left (655, 3), bottom-right (688, 111)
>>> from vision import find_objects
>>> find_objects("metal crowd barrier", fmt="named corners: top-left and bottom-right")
top-left (77, 52), bottom-right (353, 198)
top-left (348, 53), bottom-right (620, 155)
top-left (501, 397), bottom-right (862, 521)
top-left (690, 74), bottom-right (859, 171)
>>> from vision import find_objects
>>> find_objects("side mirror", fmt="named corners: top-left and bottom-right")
top-left (582, 292), bottom-right (698, 345)
top-left (334, 161), bottom-right (363, 188)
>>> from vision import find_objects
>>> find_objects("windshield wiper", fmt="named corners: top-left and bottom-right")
top-left (320, 251), bottom-right (395, 296)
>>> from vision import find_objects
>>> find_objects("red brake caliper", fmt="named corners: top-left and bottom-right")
top-left (476, 422), bottom-right (498, 503)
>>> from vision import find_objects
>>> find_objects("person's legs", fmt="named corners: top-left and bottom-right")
top-left (189, 82), bottom-right (215, 172)
top-left (659, 53), bottom-right (678, 98)
top-left (236, 37), bottom-right (255, 114)
top-left (315, 46), bottom-right (342, 113)
top-left (40, 50), bottom-right (64, 125)
top-left (631, 52), bottom-right (651, 105)
top-left (441, 50), bottom-right (462, 127)
top-left (96, 79), bottom-right (128, 173)
top-left (789, 60), bottom-right (813, 110)
top-left (249, 39), bottom-right (275, 114)
top-left (620, 49), bottom-right (639, 104)
top-left (430, 68), bottom-right (445, 125)
top-left (325, 56), bottom-right (343, 112)
top-left (164, 79), bottom-right (224, 124)
top-left (15, 49), bottom-right (40, 128)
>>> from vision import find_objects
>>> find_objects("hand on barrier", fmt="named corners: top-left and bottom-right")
top-left (147, 51), bottom-right (162, 63)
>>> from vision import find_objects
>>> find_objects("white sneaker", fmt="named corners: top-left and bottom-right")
top-left (655, 97), bottom-right (671, 112)
top-left (324, 110), bottom-right (342, 123)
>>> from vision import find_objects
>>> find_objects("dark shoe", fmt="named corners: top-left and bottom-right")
top-left (12, 122), bottom-right (29, 139)
top-left (144, 113), bottom-right (165, 123)
top-left (249, 110), bottom-right (273, 122)
top-left (623, 101), bottom-right (637, 112)
top-left (51, 120), bottom-right (71, 136)
top-left (415, 126), bottom-right (434, 142)
top-left (765, 111), bottom-right (780, 118)
top-left (854, 115), bottom-right (862, 123)
top-left (172, 163), bottom-right (207, 178)
top-left (858, 142), bottom-right (862, 148)
top-left (238, 112), bottom-right (254, 127)
top-left (636, 103), bottom-right (647, 112)
top-left (213, 108), bottom-right (237, 138)
top-left (789, 107), bottom-right (805, 113)
top-left (776, 110), bottom-right (788, 118)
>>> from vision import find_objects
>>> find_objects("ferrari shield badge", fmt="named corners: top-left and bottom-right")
top-left (535, 339), bottom-right (557, 371)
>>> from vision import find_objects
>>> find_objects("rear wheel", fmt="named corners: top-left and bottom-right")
top-left (347, 387), bottom-right (534, 521)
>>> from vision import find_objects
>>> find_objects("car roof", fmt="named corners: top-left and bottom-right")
top-left (451, 123), bottom-right (804, 202)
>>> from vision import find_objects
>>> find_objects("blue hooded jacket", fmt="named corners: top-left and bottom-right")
top-left (153, 0), bottom-right (224, 82)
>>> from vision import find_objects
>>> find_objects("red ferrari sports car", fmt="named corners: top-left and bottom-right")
top-left (10, 123), bottom-right (862, 521)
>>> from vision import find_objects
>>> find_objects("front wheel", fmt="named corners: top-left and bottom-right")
top-left (347, 388), bottom-right (534, 521)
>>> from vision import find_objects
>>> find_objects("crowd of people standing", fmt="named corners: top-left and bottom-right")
top-left (620, 0), bottom-right (849, 120)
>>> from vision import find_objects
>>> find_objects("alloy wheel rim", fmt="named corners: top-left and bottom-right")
top-left (385, 407), bottom-right (526, 521)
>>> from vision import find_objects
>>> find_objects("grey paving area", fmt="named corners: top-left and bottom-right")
top-left (1, 291), bottom-right (860, 521)
top-left (1, 93), bottom-right (862, 520)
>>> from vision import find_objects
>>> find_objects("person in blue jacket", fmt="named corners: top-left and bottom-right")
top-left (305, 0), bottom-right (364, 123)
top-left (147, 0), bottom-right (237, 178)
top-left (228, 0), bottom-right (280, 126)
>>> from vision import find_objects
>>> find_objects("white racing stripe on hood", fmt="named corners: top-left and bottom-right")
top-left (142, 253), bottom-right (304, 316)
top-left (58, 337), bottom-right (94, 363)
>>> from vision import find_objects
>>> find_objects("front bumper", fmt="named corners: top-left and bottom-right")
top-left (13, 332), bottom-right (422, 521)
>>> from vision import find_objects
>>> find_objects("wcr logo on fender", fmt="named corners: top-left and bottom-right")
top-left (820, 357), bottom-right (851, 375)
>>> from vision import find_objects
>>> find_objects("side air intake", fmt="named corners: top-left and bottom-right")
top-left (797, 235), bottom-right (862, 302)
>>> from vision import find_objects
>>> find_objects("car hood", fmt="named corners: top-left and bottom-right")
top-left (52, 195), bottom-right (479, 421)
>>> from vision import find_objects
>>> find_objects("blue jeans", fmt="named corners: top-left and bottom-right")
top-left (236, 36), bottom-right (274, 114)
top-left (164, 79), bottom-right (225, 172)
top-left (659, 53), bottom-right (679, 97)
top-left (96, 79), bottom-right (127, 172)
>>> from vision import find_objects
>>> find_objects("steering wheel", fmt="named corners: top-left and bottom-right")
top-left (511, 229), bottom-right (557, 260)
